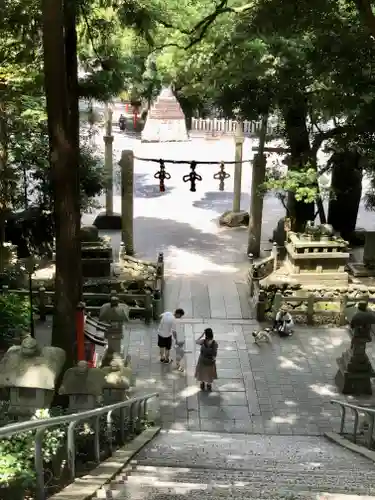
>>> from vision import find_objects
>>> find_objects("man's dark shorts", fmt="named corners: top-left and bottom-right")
top-left (158, 335), bottom-right (172, 350)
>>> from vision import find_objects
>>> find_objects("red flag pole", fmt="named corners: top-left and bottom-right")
top-left (76, 302), bottom-right (85, 362)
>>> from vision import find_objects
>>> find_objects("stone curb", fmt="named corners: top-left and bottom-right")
top-left (48, 426), bottom-right (161, 500)
top-left (324, 431), bottom-right (375, 463)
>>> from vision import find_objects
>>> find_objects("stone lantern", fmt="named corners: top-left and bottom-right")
top-left (99, 295), bottom-right (130, 362)
top-left (335, 302), bottom-right (375, 395)
top-left (59, 360), bottom-right (105, 412)
top-left (0, 336), bottom-right (66, 416)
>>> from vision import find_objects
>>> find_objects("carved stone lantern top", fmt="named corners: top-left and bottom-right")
top-left (99, 295), bottom-right (130, 323)
top-left (0, 337), bottom-right (66, 389)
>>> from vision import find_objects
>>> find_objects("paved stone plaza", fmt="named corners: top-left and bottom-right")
top-left (121, 277), bottom-right (358, 436)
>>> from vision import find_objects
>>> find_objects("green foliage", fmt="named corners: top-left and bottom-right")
top-left (0, 293), bottom-right (30, 345)
top-left (263, 160), bottom-right (332, 215)
top-left (0, 409), bottom-right (65, 490)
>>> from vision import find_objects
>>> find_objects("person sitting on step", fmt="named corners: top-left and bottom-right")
top-left (273, 305), bottom-right (294, 337)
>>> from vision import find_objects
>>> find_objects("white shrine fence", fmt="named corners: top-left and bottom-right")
top-left (190, 117), bottom-right (278, 137)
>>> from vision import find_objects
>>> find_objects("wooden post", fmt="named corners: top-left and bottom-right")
top-left (247, 115), bottom-right (268, 258)
top-left (272, 242), bottom-right (278, 271)
top-left (104, 104), bottom-right (114, 215)
top-left (38, 287), bottom-right (46, 321)
top-left (256, 290), bottom-right (267, 321)
top-left (144, 290), bottom-right (152, 324)
top-left (247, 253), bottom-right (254, 296)
top-left (119, 150), bottom-right (134, 255)
top-left (273, 292), bottom-right (283, 318)
top-left (153, 289), bottom-right (162, 320)
top-left (76, 302), bottom-right (85, 362)
top-left (307, 294), bottom-right (314, 325)
top-left (339, 294), bottom-right (348, 326)
top-left (233, 122), bottom-right (244, 212)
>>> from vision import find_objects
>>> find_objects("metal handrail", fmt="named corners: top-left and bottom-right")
top-left (330, 398), bottom-right (375, 449)
top-left (0, 392), bottom-right (160, 500)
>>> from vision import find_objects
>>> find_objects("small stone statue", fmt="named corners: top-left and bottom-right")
top-left (59, 360), bottom-right (106, 411)
top-left (0, 336), bottom-right (66, 415)
top-left (101, 354), bottom-right (133, 403)
top-left (103, 360), bottom-right (130, 388)
top-left (305, 220), bottom-right (321, 240)
top-left (319, 223), bottom-right (334, 238)
top-left (99, 295), bottom-right (130, 356)
top-left (350, 301), bottom-right (375, 344)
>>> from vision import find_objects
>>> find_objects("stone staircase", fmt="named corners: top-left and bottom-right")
top-left (96, 431), bottom-right (375, 499)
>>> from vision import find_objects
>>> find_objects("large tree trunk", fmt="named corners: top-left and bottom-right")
top-left (0, 106), bottom-right (8, 272)
top-left (328, 151), bottom-right (362, 240)
top-left (282, 99), bottom-right (315, 232)
top-left (42, 0), bottom-right (81, 367)
top-left (64, 0), bottom-right (82, 295)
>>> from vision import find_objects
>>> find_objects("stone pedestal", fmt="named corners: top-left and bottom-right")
top-left (335, 342), bottom-right (375, 395)
top-left (285, 231), bottom-right (349, 286)
top-left (101, 357), bottom-right (132, 404)
top-left (59, 361), bottom-right (105, 412)
top-left (0, 337), bottom-right (66, 416)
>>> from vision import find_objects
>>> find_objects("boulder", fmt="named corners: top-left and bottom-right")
top-left (219, 210), bottom-right (249, 228)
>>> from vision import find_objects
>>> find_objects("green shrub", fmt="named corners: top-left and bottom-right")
top-left (0, 293), bottom-right (30, 346)
top-left (0, 409), bottom-right (66, 492)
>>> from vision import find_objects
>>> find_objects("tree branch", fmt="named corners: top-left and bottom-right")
top-left (151, 0), bottom-right (253, 52)
top-left (311, 124), bottom-right (357, 155)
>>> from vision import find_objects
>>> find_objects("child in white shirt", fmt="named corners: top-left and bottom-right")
top-left (174, 328), bottom-right (186, 372)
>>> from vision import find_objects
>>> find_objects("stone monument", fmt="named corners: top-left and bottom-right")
top-left (335, 302), bottom-right (375, 395)
top-left (80, 225), bottom-right (113, 278)
top-left (141, 87), bottom-right (188, 142)
top-left (99, 295), bottom-right (130, 362)
top-left (101, 354), bottom-right (133, 404)
top-left (59, 360), bottom-right (105, 412)
top-left (347, 231), bottom-right (375, 277)
top-left (0, 336), bottom-right (66, 416)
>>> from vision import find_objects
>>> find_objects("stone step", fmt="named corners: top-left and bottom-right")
top-left (96, 431), bottom-right (375, 500)
top-left (133, 431), bottom-right (375, 470)
top-left (119, 465), bottom-right (375, 494)
top-left (129, 464), bottom-right (375, 479)
top-left (96, 482), bottom-right (375, 500)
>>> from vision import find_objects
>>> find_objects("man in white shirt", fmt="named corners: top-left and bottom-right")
top-left (158, 308), bottom-right (185, 363)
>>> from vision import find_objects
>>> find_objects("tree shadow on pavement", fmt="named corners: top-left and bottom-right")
top-left (193, 191), bottom-right (250, 213)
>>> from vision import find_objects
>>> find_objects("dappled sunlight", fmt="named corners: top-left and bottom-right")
top-left (272, 414), bottom-right (298, 424)
top-left (277, 355), bottom-right (304, 371)
top-left (178, 385), bottom-right (200, 398)
top-left (309, 383), bottom-right (337, 397)
top-left (284, 400), bottom-right (298, 407)
top-left (166, 247), bottom-right (240, 275)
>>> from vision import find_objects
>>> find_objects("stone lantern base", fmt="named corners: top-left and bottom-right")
top-left (335, 347), bottom-right (375, 396)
